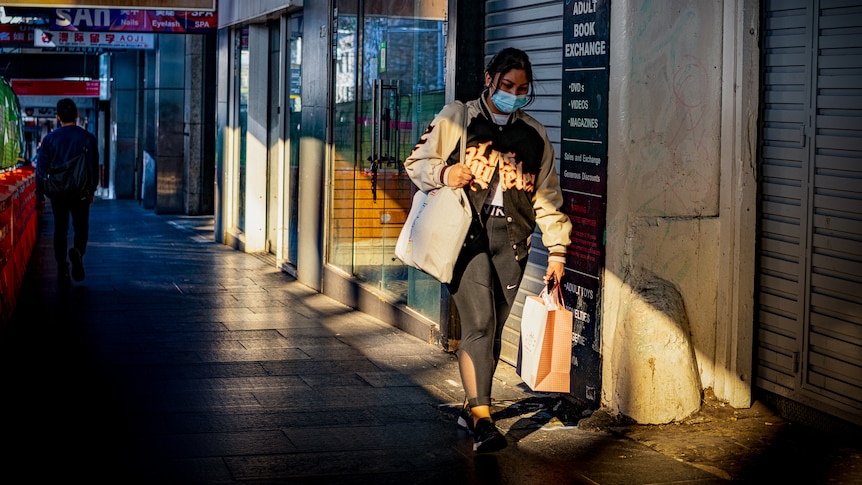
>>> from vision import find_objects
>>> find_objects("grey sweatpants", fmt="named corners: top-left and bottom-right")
top-left (448, 213), bottom-right (528, 408)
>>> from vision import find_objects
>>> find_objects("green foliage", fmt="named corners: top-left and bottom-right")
top-left (0, 78), bottom-right (23, 170)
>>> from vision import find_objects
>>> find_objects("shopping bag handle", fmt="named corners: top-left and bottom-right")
top-left (539, 278), bottom-right (567, 310)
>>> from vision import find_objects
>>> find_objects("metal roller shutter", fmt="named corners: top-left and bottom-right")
top-left (758, 0), bottom-right (862, 424)
top-left (485, 0), bottom-right (565, 367)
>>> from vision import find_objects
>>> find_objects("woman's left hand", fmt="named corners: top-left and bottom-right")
top-left (543, 261), bottom-right (565, 288)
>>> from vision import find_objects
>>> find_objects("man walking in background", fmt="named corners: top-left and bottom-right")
top-left (35, 98), bottom-right (99, 283)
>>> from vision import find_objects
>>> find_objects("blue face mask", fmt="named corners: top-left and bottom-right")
top-left (491, 89), bottom-right (529, 113)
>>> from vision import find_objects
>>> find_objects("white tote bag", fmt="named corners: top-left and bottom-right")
top-left (395, 103), bottom-right (472, 284)
top-left (395, 186), bottom-right (472, 283)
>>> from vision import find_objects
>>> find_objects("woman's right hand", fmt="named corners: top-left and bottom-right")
top-left (446, 164), bottom-right (474, 188)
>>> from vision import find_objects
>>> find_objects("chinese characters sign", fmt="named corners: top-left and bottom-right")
top-left (559, 0), bottom-right (610, 408)
top-left (35, 28), bottom-right (154, 49)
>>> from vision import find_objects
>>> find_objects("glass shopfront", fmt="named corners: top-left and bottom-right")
top-left (329, 0), bottom-right (448, 321)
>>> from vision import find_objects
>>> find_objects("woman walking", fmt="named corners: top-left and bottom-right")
top-left (404, 47), bottom-right (572, 453)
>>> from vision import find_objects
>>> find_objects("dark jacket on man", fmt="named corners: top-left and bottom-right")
top-left (36, 124), bottom-right (99, 201)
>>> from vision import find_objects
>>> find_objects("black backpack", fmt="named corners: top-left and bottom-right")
top-left (42, 147), bottom-right (89, 200)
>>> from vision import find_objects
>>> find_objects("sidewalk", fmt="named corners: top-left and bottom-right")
top-left (1, 199), bottom-right (859, 484)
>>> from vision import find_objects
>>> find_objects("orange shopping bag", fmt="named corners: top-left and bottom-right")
top-left (517, 283), bottom-right (573, 393)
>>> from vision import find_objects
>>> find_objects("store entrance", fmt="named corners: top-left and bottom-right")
top-left (329, 0), bottom-right (448, 321)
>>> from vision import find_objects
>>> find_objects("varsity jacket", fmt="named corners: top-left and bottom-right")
top-left (404, 95), bottom-right (572, 262)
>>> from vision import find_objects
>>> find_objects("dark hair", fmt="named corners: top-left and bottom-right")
top-left (485, 47), bottom-right (536, 106)
top-left (56, 98), bottom-right (78, 123)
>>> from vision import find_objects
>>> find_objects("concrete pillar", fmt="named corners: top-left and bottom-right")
top-left (603, 0), bottom-right (758, 418)
top-left (214, 29), bottom-right (229, 243)
top-left (297, 0), bottom-right (331, 291)
top-left (185, 35), bottom-right (204, 215)
top-left (242, 24), bottom-right (269, 252)
top-left (183, 32), bottom-right (215, 216)
top-left (141, 49), bottom-right (156, 209)
top-left (110, 51), bottom-right (141, 200)
top-left (154, 34), bottom-right (186, 214)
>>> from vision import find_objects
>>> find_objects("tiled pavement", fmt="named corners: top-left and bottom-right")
top-left (1, 199), bottom-right (855, 484)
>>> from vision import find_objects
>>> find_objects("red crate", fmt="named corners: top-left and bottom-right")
top-left (0, 167), bottom-right (38, 326)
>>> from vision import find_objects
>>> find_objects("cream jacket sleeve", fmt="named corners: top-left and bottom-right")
top-left (529, 121), bottom-right (572, 257)
top-left (403, 102), bottom-right (466, 193)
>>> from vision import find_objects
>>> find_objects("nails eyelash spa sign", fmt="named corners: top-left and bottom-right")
top-left (559, 0), bottom-right (610, 409)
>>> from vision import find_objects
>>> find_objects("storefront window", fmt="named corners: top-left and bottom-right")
top-left (330, 1), bottom-right (447, 321)
top-left (286, 16), bottom-right (302, 264)
top-left (237, 27), bottom-right (249, 233)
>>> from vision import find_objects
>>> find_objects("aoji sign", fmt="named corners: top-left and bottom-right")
top-left (10, 79), bottom-right (101, 97)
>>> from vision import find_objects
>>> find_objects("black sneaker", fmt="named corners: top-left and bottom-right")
top-left (69, 248), bottom-right (84, 281)
top-left (472, 417), bottom-right (507, 453)
top-left (456, 406), bottom-right (475, 436)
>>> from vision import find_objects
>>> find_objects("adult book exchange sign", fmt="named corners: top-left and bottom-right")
top-left (559, 0), bottom-right (609, 408)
